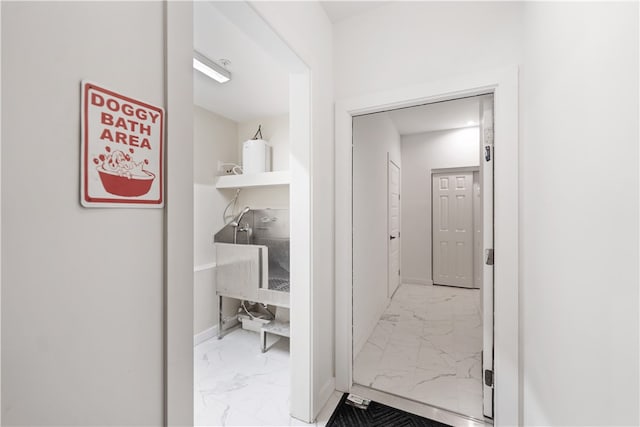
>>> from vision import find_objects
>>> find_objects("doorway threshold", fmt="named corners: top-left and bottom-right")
top-left (350, 384), bottom-right (492, 427)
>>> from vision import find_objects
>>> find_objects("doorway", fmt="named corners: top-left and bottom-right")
top-left (351, 95), bottom-right (492, 421)
top-left (334, 69), bottom-right (519, 425)
top-left (190, 2), bottom-right (312, 425)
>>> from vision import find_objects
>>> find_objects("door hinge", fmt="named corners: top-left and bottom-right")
top-left (485, 248), bottom-right (494, 266)
top-left (398, 269), bottom-right (401, 276)
top-left (484, 128), bottom-right (494, 145)
top-left (484, 369), bottom-right (494, 387)
top-left (484, 145), bottom-right (492, 162)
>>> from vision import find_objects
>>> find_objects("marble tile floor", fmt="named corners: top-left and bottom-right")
top-left (195, 328), bottom-right (341, 426)
top-left (353, 283), bottom-right (484, 420)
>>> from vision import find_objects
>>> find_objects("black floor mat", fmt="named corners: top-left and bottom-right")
top-left (326, 393), bottom-right (452, 427)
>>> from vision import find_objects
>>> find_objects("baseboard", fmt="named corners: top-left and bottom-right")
top-left (193, 325), bottom-right (218, 346)
top-left (402, 277), bottom-right (433, 286)
top-left (314, 377), bottom-right (336, 419)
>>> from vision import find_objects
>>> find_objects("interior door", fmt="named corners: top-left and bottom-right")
top-left (480, 95), bottom-right (495, 418)
top-left (388, 159), bottom-right (400, 297)
top-left (432, 172), bottom-right (474, 288)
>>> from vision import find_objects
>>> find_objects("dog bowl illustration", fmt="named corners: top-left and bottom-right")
top-left (97, 167), bottom-right (155, 197)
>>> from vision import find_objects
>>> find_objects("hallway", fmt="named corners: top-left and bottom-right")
top-left (353, 283), bottom-right (483, 419)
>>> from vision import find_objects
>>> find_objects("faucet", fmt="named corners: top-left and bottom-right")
top-left (230, 206), bottom-right (251, 227)
top-left (231, 207), bottom-right (251, 244)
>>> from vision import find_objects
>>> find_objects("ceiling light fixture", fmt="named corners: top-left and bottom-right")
top-left (193, 51), bottom-right (231, 83)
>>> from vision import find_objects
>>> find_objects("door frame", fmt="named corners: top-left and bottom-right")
top-left (431, 167), bottom-right (480, 289)
top-left (165, 2), bottom-right (315, 424)
top-left (387, 157), bottom-right (401, 298)
top-left (335, 67), bottom-right (519, 425)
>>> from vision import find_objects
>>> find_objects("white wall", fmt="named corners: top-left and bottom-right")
top-left (194, 106), bottom-right (238, 265)
top-left (352, 112), bottom-right (401, 356)
top-left (193, 106), bottom-right (237, 336)
top-left (2, 2), bottom-right (165, 425)
top-left (401, 127), bottom-right (479, 286)
top-left (333, 1), bottom-right (524, 99)
top-left (520, 3), bottom-right (639, 425)
top-left (335, 1), bottom-right (639, 425)
top-left (250, 1), bottom-right (335, 419)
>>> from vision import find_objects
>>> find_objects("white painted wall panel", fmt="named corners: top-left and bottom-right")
top-left (521, 3), bottom-right (639, 425)
top-left (193, 107), bottom-right (238, 265)
top-left (193, 107), bottom-right (238, 336)
top-left (352, 113), bottom-right (401, 356)
top-left (2, 2), bottom-right (165, 424)
top-left (333, 2), bottom-right (524, 99)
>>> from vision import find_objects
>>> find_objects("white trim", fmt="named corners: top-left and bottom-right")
top-left (165, 2), bottom-right (195, 425)
top-left (316, 377), bottom-right (336, 419)
top-left (193, 325), bottom-right (218, 347)
top-left (215, 170), bottom-right (290, 189)
top-left (0, 4), bottom-right (3, 422)
top-left (288, 72), bottom-right (313, 422)
top-left (387, 157), bottom-right (401, 299)
top-left (335, 66), bottom-right (519, 426)
top-left (402, 278), bottom-right (433, 286)
top-left (431, 166), bottom-right (479, 174)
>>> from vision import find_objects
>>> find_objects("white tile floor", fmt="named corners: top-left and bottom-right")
top-left (353, 283), bottom-right (484, 420)
top-left (194, 328), bottom-right (341, 426)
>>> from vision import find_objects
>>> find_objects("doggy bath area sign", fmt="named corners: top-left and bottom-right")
top-left (81, 81), bottom-right (164, 208)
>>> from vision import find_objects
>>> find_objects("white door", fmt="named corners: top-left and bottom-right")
top-left (480, 95), bottom-right (495, 418)
top-left (388, 159), bottom-right (400, 297)
top-left (432, 172), bottom-right (474, 288)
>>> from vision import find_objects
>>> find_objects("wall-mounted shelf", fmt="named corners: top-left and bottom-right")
top-left (215, 170), bottom-right (290, 189)
top-left (194, 262), bottom-right (216, 273)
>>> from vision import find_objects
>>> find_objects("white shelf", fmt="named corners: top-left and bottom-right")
top-left (194, 262), bottom-right (216, 272)
top-left (215, 170), bottom-right (290, 189)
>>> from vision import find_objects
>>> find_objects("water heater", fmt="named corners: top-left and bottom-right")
top-left (242, 138), bottom-right (271, 174)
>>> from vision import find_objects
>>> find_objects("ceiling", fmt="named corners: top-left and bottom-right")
top-left (193, 2), bottom-right (478, 130)
top-left (193, 2), bottom-right (289, 123)
top-left (320, 1), bottom-right (390, 23)
top-left (386, 96), bottom-right (481, 136)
